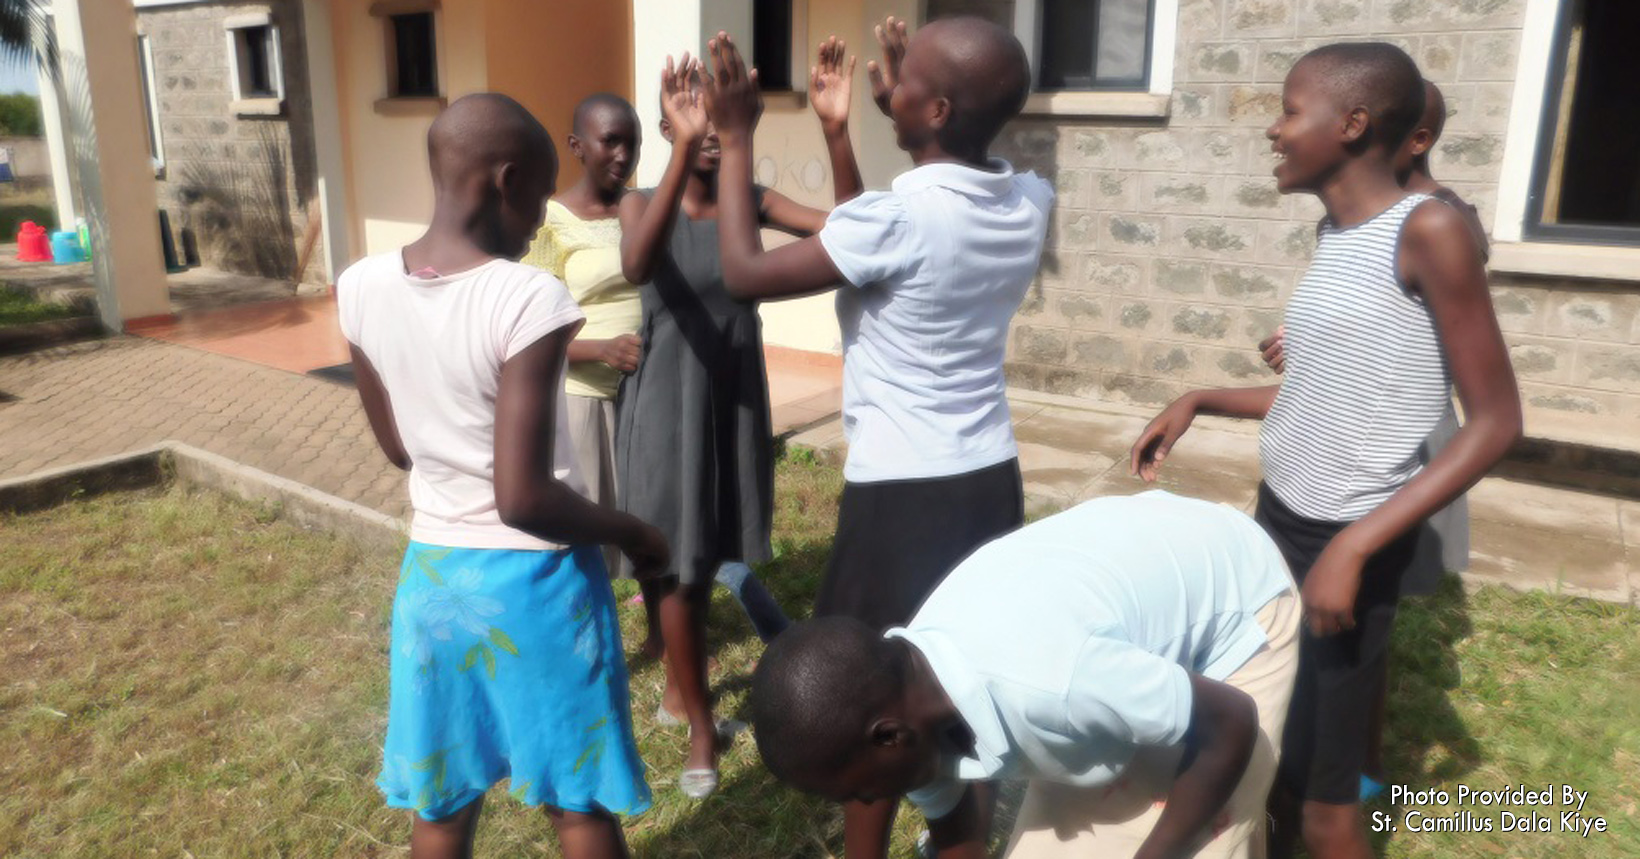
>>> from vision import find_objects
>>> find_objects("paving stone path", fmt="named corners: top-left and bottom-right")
top-left (4, 335), bottom-right (1635, 605)
top-left (0, 337), bottom-right (409, 518)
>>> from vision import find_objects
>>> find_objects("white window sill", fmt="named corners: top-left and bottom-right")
top-left (1489, 241), bottom-right (1640, 283)
top-left (761, 90), bottom-right (807, 111)
top-left (231, 97), bottom-right (284, 116)
top-left (1021, 91), bottom-right (1170, 119)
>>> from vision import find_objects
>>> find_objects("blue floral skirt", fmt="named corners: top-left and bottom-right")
top-left (378, 542), bottom-right (651, 821)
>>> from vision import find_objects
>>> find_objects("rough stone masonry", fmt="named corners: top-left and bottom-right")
top-left (992, 0), bottom-right (1640, 429)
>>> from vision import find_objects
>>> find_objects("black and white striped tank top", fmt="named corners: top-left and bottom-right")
top-left (1259, 194), bottom-right (1451, 521)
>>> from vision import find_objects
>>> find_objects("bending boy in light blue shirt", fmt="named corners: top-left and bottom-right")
top-left (752, 492), bottom-right (1301, 859)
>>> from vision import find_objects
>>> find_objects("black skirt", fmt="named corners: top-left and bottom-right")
top-left (816, 458), bottom-right (1024, 631)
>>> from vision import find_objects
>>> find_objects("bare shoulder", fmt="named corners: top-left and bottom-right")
top-left (1400, 199), bottom-right (1486, 295)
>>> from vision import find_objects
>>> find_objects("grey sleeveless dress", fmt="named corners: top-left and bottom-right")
top-left (615, 193), bottom-right (774, 584)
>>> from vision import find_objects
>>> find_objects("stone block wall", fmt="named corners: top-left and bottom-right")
top-left (139, 0), bottom-right (323, 283)
top-left (992, 0), bottom-right (1640, 425)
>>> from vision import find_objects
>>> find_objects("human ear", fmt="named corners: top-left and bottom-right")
top-left (927, 96), bottom-right (951, 132)
top-left (1409, 128), bottom-right (1434, 157)
top-left (659, 118), bottom-right (675, 143)
top-left (1341, 105), bottom-right (1370, 144)
top-left (567, 133), bottom-right (586, 162)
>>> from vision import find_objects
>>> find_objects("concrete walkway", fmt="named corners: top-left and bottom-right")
top-left (792, 389), bottom-right (1639, 605)
top-left (1, 336), bottom-right (1633, 604)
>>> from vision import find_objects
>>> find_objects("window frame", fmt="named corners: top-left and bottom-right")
top-left (1520, 0), bottom-right (1640, 246)
top-left (753, 0), bottom-right (809, 105)
top-left (385, 10), bottom-right (440, 99)
top-left (136, 34), bottom-right (165, 175)
top-left (1017, 0), bottom-right (1157, 93)
top-left (920, 0), bottom-right (1176, 118)
top-left (223, 12), bottom-right (286, 108)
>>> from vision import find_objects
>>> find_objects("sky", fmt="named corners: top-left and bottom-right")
top-left (0, 53), bottom-right (39, 95)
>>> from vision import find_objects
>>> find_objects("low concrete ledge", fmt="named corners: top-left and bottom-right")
top-left (0, 316), bottom-right (102, 356)
top-left (0, 446), bottom-right (169, 514)
top-left (0, 442), bottom-right (406, 554)
top-left (164, 442), bottom-right (405, 554)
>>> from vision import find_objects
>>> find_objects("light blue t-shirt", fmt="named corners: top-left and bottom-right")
top-left (887, 491), bottom-right (1295, 819)
top-left (818, 159), bottom-right (1053, 484)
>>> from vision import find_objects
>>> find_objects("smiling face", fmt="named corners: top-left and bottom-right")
top-left (1266, 59), bottom-right (1353, 194)
top-left (570, 104), bottom-right (640, 193)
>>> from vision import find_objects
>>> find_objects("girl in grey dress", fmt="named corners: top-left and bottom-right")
top-left (616, 56), bottom-right (831, 798)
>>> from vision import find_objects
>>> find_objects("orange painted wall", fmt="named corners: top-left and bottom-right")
top-left (483, 0), bottom-right (635, 189)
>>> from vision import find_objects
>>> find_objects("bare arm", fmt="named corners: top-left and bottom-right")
top-left (706, 34), bottom-right (847, 301)
top-left (619, 55), bottom-right (706, 285)
top-left (926, 785), bottom-right (995, 859)
top-left (1133, 675), bottom-right (1259, 859)
top-left (810, 36), bottom-right (864, 203)
top-left (1129, 386), bottom-right (1280, 481)
top-left (350, 345), bottom-right (410, 471)
top-left (565, 333), bottom-right (642, 375)
top-left (759, 188), bottom-right (830, 236)
top-left (494, 328), bottom-right (668, 574)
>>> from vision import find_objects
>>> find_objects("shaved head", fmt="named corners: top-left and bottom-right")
top-left (424, 93), bottom-right (557, 259)
top-left (428, 93), bottom-right (556, 192)
top-left (1294, 42), bottom-right (1425, 151)
top-left (573, 92), bottom-right (638, 136)
top-left (912, 16), bottom-right (1031, 150)
top-left (1420, 79), bottom-right (1447, 143)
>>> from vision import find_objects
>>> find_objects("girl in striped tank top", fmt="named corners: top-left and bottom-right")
top-left (1129, 44), bottom-right (1521, 859)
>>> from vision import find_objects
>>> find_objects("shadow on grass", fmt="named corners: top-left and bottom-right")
top-left (1369, 574), bottom-right (1481, 853)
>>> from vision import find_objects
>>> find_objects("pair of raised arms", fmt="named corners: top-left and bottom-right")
top-left (655, 17), bottom-right (913, 144)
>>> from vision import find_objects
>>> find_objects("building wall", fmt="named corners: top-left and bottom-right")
top-left (138, 0), bottom-right (324, 282)
top-left (776, 0), bottom-right (1640, 428)
top-left (484, 0), bottom-right (632, 191)
top-left (330, 0), bottom-right (488, 257)
top-left (332, 0), bottom-right (630, 260)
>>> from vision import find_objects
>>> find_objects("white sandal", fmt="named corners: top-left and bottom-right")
top-left (679, 767), bottom-right (720, 799)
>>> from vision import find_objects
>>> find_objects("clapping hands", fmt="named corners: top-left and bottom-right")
top-left (810, 36), bottom-right (855, 134)
top-left (702, 32), bottom-right (763, 144)
top-left (867, 16), bottom-right (908, 117)
top-left (660, 52), bottom-right (708, 143)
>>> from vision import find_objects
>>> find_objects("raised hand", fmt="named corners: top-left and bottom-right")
top-left (660, 52), bottom-right (708, 143)
top-left (866, 16), bottom-right (908, 117)
top-left (702, 32), bottom-right (762, 143)
top-left (810, 36), bottom-right (855, 134)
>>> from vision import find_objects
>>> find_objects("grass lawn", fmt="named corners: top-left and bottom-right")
top-left (1, 455), bottom-right (1636, 857)
top-left (0, 284), bottom-right (83, 327)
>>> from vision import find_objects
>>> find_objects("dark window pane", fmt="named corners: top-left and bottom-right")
top-left (1539, 0), bottom-right (1640, 232)
top-left (392, 13), bottom-right (438, 98)
top-left (753, 0), bottom-right (792, 91)
top-left (240, 26), bottom-right (275, 97)
top-left (1039, 0), bottom-right (1151, 91)
top-left (926, 0), bottom-right (1015, 29)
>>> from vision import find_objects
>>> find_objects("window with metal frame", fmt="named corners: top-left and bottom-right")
top-left (925, 0), bottom-right (1155, 92)
top-left (753, 0), bottom-right (794, 92)
top-left (1524, 0), bottom-right (1640, 245)
top-left (226, 22), bottom-right (283, 101)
